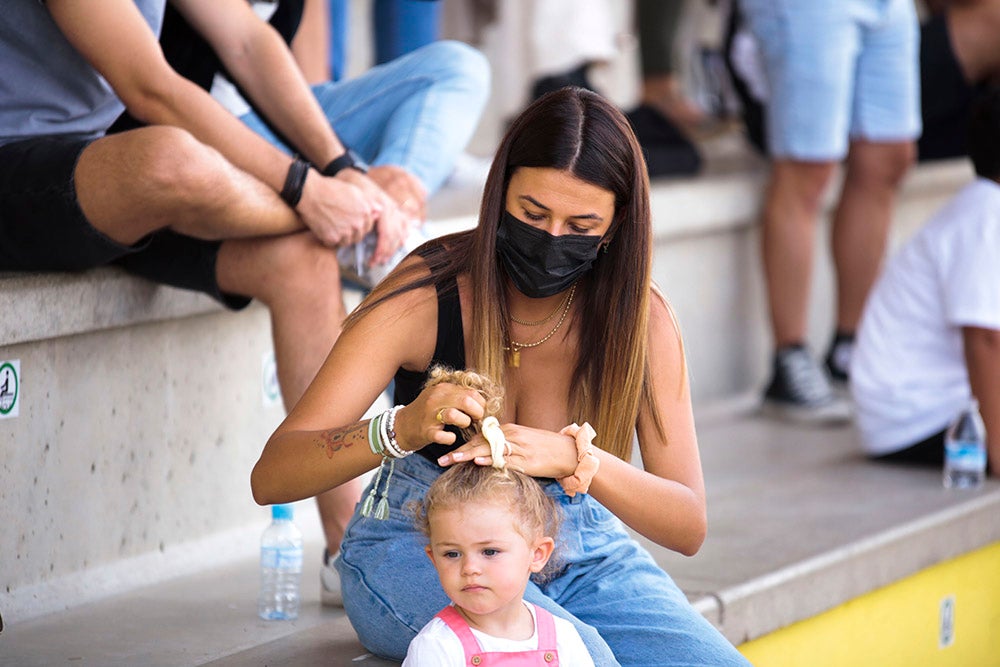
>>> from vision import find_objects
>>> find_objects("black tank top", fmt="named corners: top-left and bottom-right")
top-left (392, 247), bottom-right (467, 463)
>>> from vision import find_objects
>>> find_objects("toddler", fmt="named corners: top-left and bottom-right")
top-left (403, 462), bottom-right (595, 665)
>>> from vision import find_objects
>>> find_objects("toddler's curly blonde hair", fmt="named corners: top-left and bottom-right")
top-left (423, 365), bottom-right (504, 441)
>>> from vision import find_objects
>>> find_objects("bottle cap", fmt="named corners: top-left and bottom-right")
top-left (271, 503), bottom-right (294, 521)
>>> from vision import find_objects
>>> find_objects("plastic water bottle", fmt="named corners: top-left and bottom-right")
top-left (943, 399), bottom-right (987, 490)
top-left (258, 503), bottom-right (303, 620)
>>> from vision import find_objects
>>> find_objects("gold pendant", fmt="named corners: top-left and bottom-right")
top-left (509, 348), bottom-right (521, 368)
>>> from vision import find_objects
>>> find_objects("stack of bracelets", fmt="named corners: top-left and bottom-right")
top-left (361, 405), bottom-right (410, 520)
top-left (367, 404), bottom-right (411, 460)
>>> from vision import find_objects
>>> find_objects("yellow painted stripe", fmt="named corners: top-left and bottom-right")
top-left (738, 541), bottom-right (1000, 666)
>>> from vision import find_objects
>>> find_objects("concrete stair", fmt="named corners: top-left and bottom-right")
top-left (3, 411), bottom-right (998, 666)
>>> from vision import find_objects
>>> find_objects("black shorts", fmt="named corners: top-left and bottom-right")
top-left (918, 14), bottom-right (982, 162)
top-left (0, 134), bottom-right (250, 309)
top-left (871, 429), bottom-right (946, 468)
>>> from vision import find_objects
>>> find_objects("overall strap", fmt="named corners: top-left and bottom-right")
top-left (436, 606), bottom-right (485, 665)
top-left (530, 604), bottom-right (558, 653)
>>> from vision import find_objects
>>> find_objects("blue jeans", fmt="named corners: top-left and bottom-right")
top-left (329, 0), bottom-right (441, 80)
top-left (239, 40), bottom-right (489, 195)
top-left (336, 454), bottom-right (751, 666)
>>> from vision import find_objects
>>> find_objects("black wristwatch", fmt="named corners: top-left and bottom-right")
top-left (321, 148), bottom-right (369, 177)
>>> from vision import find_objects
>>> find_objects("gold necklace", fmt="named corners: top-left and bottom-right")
top-left (510, 288), bottom-right (572, 326)
top-left (503, 284), bottom-right (576, 368)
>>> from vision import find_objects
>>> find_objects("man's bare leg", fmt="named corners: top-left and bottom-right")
top-left (830, 139), bottom-right (915, 333)
top-left (216, 233), bottom-right (361, 575)
top-left (78, 126), bottom-right (363, 587)
top-left (74, 127), bottom-right (303, 245)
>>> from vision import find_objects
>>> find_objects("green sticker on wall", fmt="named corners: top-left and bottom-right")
top-left (0, 360), bottom-right (20, 418)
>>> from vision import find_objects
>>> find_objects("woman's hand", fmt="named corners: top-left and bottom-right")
top-left (394, 381), bottom-right (487, 452)
top-left (437, 423), bottom-right (579, 479)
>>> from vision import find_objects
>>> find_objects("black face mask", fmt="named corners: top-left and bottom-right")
top-left (496, 211), bottom-right (602, 298)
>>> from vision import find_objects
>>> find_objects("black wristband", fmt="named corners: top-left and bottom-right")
top-left (280, 157), bottom-right (310, 208)
top-left (321, 147), bottom-right (369, 177)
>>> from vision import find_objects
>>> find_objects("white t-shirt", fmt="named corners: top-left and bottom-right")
top-left (852, 177), bottom-right (1000, 454)
top-left (402, 602), bottom-right (595, 666)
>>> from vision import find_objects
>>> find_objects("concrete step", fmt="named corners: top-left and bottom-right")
top-left (3, 410), bottom-right (998, 666)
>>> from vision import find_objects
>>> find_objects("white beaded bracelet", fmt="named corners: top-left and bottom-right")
top-left (381, 405), bottom-right (412, 458)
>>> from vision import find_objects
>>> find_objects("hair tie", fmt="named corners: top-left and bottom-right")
top-left (481, 416), bottom-right (507, 469)
top-left (557, 422), bottom-right (600, 497)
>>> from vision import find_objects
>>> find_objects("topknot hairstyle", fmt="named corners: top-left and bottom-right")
top-left (423, 365), bottom-right (504, 441)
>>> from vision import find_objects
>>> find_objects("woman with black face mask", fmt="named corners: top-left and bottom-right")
top-left (252, 87), bottom-right (750, 667)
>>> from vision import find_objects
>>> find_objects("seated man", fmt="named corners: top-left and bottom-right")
top-left (850, 86), bottom-right (1000, 473)
top-left (0, 0), bottom-right (487, 603)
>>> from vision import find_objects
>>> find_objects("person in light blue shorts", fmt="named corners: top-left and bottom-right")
top-left (738, 0), bottom-right (921, 424)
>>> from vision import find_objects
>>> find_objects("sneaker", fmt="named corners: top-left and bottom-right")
top-left (624, 104), bottom-right (702, 178)
top-left (762, 346), bottom-right (852, 424)
top-left (320, 548), bottom-right (344, 607)
top-left (824, 335), bottom-right (854, 384)
top-left (337, 225), bottom-right (428, 290)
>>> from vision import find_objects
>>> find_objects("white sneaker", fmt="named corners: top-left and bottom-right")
top-left (320, 548), bottom-right (344, 607)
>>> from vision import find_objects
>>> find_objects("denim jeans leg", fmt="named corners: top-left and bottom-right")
top-left (539, 487), bottom-right (752, 667)
top-left (373, 0), bottom-right (442, 65)
top-left (335, 456), bottom-right (451, 660)
top-left (237, 40), bottom-right (489, 195)
top-left (310, 40), bottom-right (490, 194)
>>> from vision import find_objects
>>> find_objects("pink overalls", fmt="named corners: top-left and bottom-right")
top-left (436, 604), bottom-right (560, 666)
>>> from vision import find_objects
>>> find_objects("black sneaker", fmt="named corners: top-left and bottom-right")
top-left (763, 346), bottom-right (852, 424)
top-left (530, 63), bottom-right (596, 101)
top-left (825, 335), bottom-right (854, 384)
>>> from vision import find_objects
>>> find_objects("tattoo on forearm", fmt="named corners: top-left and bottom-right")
top-left (317, 421), bottom-right (368, 459)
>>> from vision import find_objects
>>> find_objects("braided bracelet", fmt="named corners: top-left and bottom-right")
top-left (368, 413), bottom-right (385, 456)
top-left (557, 422), bottom-right (600, 497)
top-left (280, 157), bottom-right (310, 208)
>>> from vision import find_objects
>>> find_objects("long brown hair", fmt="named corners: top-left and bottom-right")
top-left (346, 87), bottom-right (662, 460)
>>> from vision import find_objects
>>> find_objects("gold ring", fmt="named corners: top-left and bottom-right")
top-left (435, 408), bottom-right (447, 424)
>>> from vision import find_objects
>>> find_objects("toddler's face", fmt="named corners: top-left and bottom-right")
top-left (425, 500), bottom-right (552, 620)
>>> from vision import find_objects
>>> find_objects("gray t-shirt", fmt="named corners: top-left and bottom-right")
top-left (0, 0), bottom-right (166, 146)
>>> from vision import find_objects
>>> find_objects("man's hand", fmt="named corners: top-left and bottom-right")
top-left (295, 172), bottom-right (379, 248)
top-left (335, 169), bottom-right (410, 266)
top-left (368, 165), bottom-right (427, 224)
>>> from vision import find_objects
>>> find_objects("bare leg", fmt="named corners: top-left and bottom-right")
top-left (75, 127), bottom-right (300, 245)
top-left (830, 139), bottom-right (915, 332)
top-left (761, 159), bottom-right (837, 347)
top-left (216, 232), bottom-right (362, 553)
top-left (78, 126), bottom-right (360, 554)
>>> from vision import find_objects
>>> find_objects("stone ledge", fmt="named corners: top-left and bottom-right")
top-left (641, 413), bottom-right (1000, 646)
top-left (0, 268), bottom-right (223, 348)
